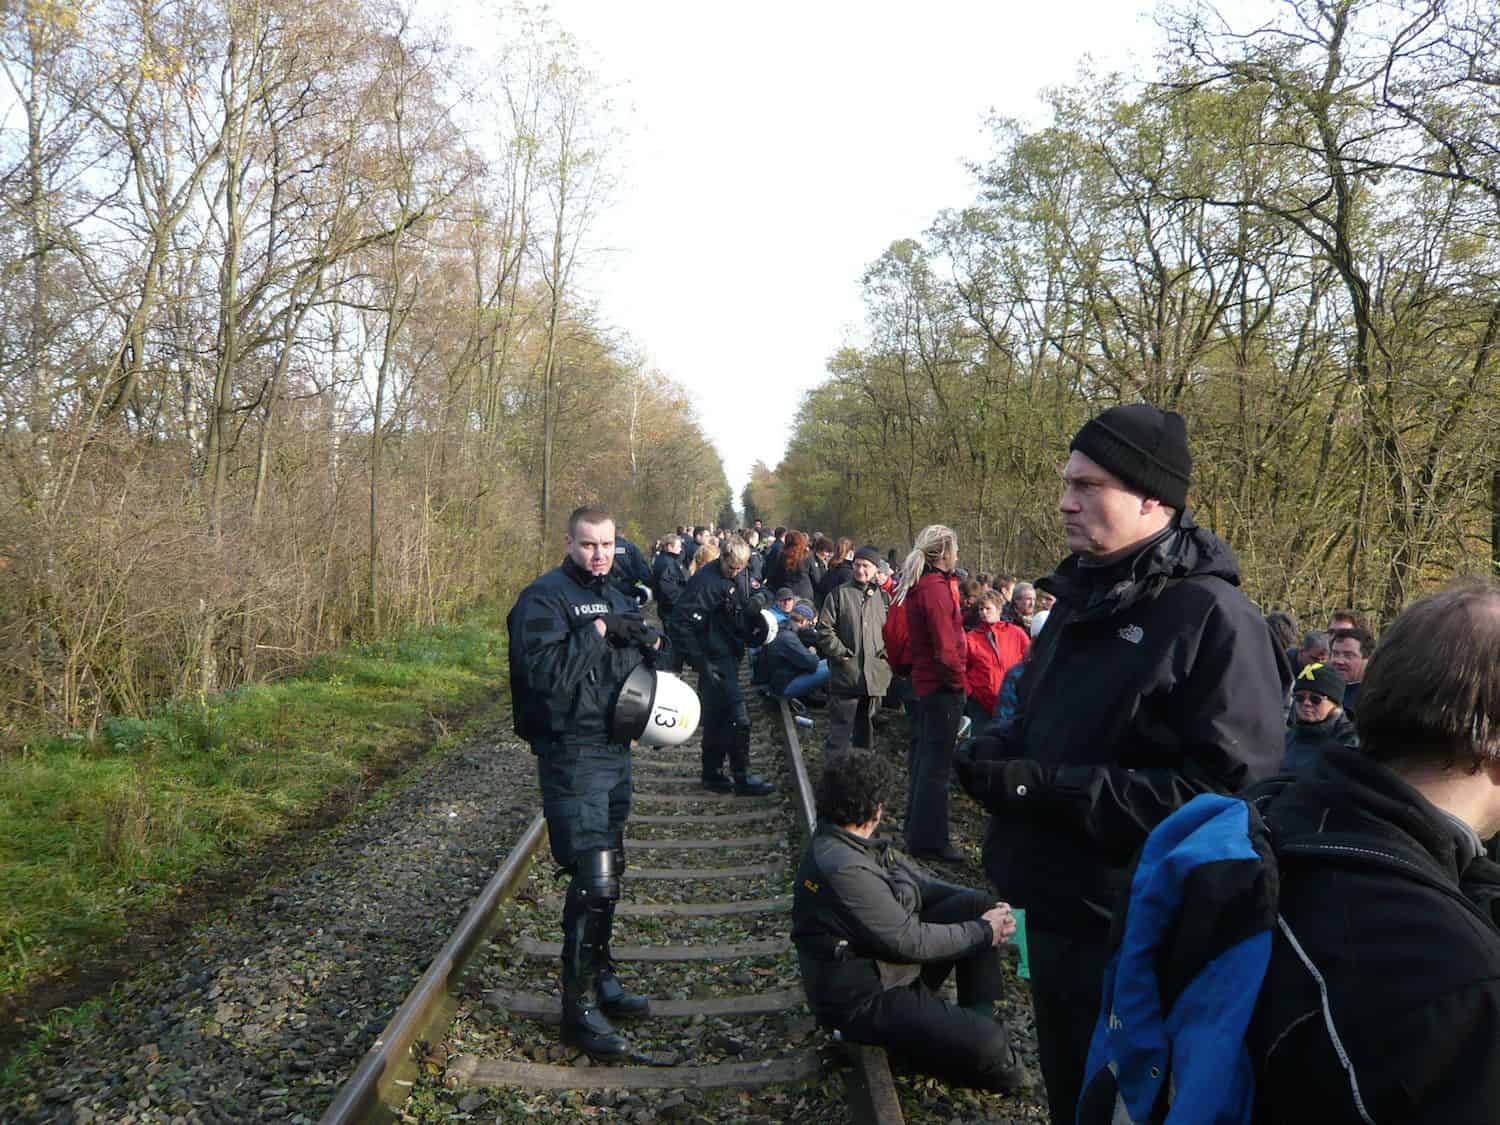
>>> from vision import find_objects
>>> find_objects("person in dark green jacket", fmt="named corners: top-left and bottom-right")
top-left (815, 545), bottom-right (893, 752)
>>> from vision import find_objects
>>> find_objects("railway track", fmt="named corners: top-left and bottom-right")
top-left (319, 682), bottom-right (905, 1124)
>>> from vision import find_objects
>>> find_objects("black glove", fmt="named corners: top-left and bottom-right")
top-left (797, 627), bottom-right (819, 648)
top-left (720, 585), bottom-right (741, 617)
top-left (960, 755), bottom-right (1047, 806)
top-left (599, 613), bottom-right (651, 649)
top-left (698, 663), bottom-right (725, 692)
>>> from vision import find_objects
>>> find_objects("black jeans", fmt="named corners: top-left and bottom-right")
top-left (906, 689), bottom-right (963, 851)
top-left (826, 695), bottom-right (880, 753)
top-left (836, 891), bottom-right (1016, 1091)
top-left (1027, 922), bottom-right (1112, 1125)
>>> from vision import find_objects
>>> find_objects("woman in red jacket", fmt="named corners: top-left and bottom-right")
top-left (964, 590), bottom-right (1029, 725)
top-left (894, 524), bottom-right (967, 862)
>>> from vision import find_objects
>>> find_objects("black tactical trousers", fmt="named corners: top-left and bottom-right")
top-left (835, 894), bottom-right (1016, 1092)
top-left (535, 739), bottom-right (632, 869)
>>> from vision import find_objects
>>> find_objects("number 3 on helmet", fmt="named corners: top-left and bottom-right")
top-left (610, 666), bottom-right (701, 747)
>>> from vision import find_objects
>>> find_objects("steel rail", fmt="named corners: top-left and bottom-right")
top-left (319, 812), bottom-right (548, 1124)
top-left (775, 700), bottom-right (906, 1124)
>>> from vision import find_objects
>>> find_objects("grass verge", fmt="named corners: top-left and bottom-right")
top-left (0, 608), bottom-right (508, 1002)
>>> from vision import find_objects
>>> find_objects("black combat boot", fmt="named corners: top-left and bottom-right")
top-left (594, 898), bottom-right (650, 1019)
top-left (727, 720), bottom-right (774, 796)
top-left (559, 874), bottom-right (629, 1059)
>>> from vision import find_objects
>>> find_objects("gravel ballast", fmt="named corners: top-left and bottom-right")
top-left (2, 709), bottom-right (540, 1125)
top-left (4, 685), bottom-right (1054, 1124)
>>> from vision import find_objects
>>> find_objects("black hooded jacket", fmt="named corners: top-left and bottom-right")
top-left (958, 514), bottom-right (1285, 933)
top-left (1246, 750), bottom-right (1500, 1124)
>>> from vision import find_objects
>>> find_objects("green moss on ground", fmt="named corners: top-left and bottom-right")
top-left (0, 610), bottom-right (508, 999)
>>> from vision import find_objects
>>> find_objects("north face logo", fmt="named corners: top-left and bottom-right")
top-left (1117, 624), bottom-right (1144, 645)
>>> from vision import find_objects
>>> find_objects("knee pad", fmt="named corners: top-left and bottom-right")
top-left (730, 701), bottom-right (751, 729)
top-left (579, 847), bottom-right (620, 901)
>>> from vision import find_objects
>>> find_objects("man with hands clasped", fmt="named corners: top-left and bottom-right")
top-left (955, 404), bottom-right (1284, 1122)
top-left (791, 750), bottom-right (1029, 1092)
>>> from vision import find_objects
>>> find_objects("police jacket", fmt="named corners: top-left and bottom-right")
top-left (957, 513), bottom-right (1284, 934)
top-left (668, 558), bottom-right (754, 667)
top-left (506, 556), bottom-right (661, 745)
top-left (1247, 750), bottom-right (1500, 1124)
top-left (791, 822), bottom-right (994, 1026)
top-left (767, 627), bottom-right (820, 696)
top-left (814, 580), bottom-right (892, 698)
top-left (608, 537), bottom-right (652, 603)
top-left (1280, 710), bottom-right (1358, 773)
top-left (651, 550), bottom-right (689, 615)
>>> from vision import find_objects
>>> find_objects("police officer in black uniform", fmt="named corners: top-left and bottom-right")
top-left (669, 535), bottom-right (776, 796)
top-left (507, 505), bottom-right (663, 1058)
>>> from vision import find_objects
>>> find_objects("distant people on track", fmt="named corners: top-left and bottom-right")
top-left (766, 530), bottom-right (817, 604)
top-left (1329, 626), bottom-right (1374, 721)
top-left (1247, 581), bottom-right (1500, 1123)
top-left (955, 403), bottom-right (1285, 1125)
top-left (898, 523), bottom-right (969, 864)
top-left (791, 749), bottom-right (1029, 1093)
top-left (814, 545), bottom-right (891, 752)
top-left (669, 536), bottom-right (776, 798)
top-left (506, 505), bottom-right (660, 1060)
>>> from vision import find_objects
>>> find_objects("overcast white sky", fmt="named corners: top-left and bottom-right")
top-left (462, 2), bottom-right (1173, 497)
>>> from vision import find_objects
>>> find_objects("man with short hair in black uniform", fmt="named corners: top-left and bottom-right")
top-left (507, 506), bottom-right (663, 1059)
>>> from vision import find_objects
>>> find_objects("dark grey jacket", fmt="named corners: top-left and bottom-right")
top-left (814, 580), bottom-right (892, 698)
top-left (791, 823), bottom-right (992, 1025)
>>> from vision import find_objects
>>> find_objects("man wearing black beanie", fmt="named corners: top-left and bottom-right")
top-left (956, 401), bottom-right (1285, 1124)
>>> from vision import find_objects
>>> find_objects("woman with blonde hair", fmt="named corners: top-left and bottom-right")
top-left (897, 524), bottom-right (967, 862)
top-left (689, 542), bottom-right (719, 577)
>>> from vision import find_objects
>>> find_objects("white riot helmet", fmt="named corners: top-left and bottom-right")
top-left (748, 607), bottom-right (779, 647)
top-left (611, 665), bottom-right (701, 748)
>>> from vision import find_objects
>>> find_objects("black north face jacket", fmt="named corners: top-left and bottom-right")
top-left (960, 514), bottom-right (1285, 933)
top-left (1247, 750), bottom-right (1500, 1124)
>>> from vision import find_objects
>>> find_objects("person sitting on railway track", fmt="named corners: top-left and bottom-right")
top-left (792, 749), bottom-right (1029, 1093)
top-left (506, 505), bottom-right (663, 1061)
top-left (768, 601), bottom-right (830, 703)
top-left (669, 535), bottom-right (776, 797)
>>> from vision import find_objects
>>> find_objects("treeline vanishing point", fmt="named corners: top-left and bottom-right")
top-left (748, 0), bottom-right (1500, 624)
top-left (0, 1), bottom-right (731, 734)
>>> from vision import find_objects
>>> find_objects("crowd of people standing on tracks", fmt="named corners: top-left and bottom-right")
top-left (511, 400), bottom-right (1500, 1123)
